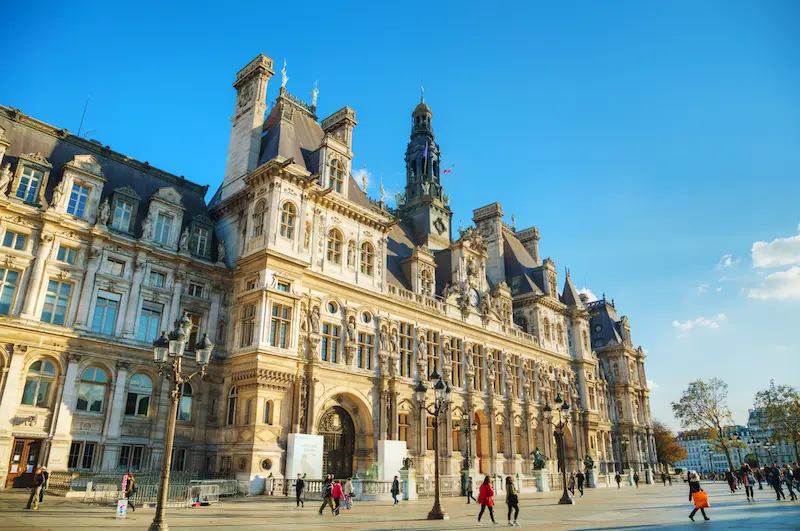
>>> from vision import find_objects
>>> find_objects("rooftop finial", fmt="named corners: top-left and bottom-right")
top-left (420, 83), bottom-right (425, 103)
top-left (281, 58), bottom-right (288, 88)
top-left (379, 174), bottom-right (387, 203)
top-left (511, 214), bottom-right (517, 231)
top-left (565, 267), bottom-right (570, 279)
top-left (311, 80), bottom-right (319, 107)
top-left (360, 164), bottom-right (369, 191)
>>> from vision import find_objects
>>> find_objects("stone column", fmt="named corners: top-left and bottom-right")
top-left (0, 346), bottom-right (27, 435)
top-left (20, 232), bottom-right (55, 319)
top-left (378, 378), bottom-right (388, 440)
top-left (47, 353), bottom-right (82, 471)
top-left (74, 247), bottom-right (102, 328)
top-left (121, 257), bottom-right (146, 338)
top-left (207, 286), bottom-right (222, 341)
top-left (169, 271), bottom-right (186, 324)
top-left (100, 361), bottom-right (130, 469)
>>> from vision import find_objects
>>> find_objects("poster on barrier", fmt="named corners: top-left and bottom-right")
top-left (286, 433), bottom-right (323, 479)
top-left (117, 499), bottom-right (128, 518)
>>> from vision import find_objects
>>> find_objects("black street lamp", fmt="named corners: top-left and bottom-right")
top-left (415, 369), bottom-right (452, 520)
top-left (543, 394), bottom-right (572, 505)
top-left (706, 449), bottom-right (714, 476)
top-left (453, 413), bottom-right (478, 496)
top-left (729, 433), bottom-right (743, 466)
top-left (149, 312), bottom-right (213, 531)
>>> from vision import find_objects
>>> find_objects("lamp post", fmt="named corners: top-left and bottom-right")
top-left (729, 433), bottom-right (743, 466)
top-left (453, 413), bottom-right (478, 496)
top-left (149, 312), bottom-right (213, 531)
top-left (543, 394), bottom-right (572, 505)
top-left (415, 369), bottom-right (451, 520)
top-left (706, 449), bottom-right (714, 477)
top-left (762, 440), bottom-right (775, 463)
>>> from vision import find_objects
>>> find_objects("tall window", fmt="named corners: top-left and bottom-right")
top-left (357, 332), bottom-right (374, 369)
top-left (510, 355), bottom-right (521, 398)
top-left (328, 159), bottom-right (344, 192)
top-left (472, 346), bottom-right (484, 392)
top-left (279, 202), bottom-right (296, 239)
top-left (193, 227), bottom-right (209, 255)
top-left (154, 213), bottom-right (173, 245)
top-left (326, 229), bottom-right (342, 264)
top-left (41, 279), bottom-right (72, 326)
top-left (16, 167), bottom-right (42, 203)
top-left (426, 330), bottom-right (440, 379)
top-left (496, 421), bottom-right (505, 454)
top-left (2, 230), bottom-right (27, 250)
top-left (67, 183), bottom-right (90, 218)
top-left (21, 360), bottom-right (56, 407)
top-left (112, 200), bottom-right (133, 232)
top-left (359, 242), bottom-right (374, 276)
top-left (125, 374), bottom-right (153, 417)
top-left (170, 448), bottom-right (186, 471)
top-left (399, 323), bottom-right (414, 377)
top-left (452, 419), bottom-right (462, 452)
top-left (148, 270), bottom-right (166, 288)
top-left (136, 302), bottom-right (162, 342)
top-left (76, 367), bottom-right (107, 412)
top-left (264, 400), bottom-right (273, 424)
top-left (240, 304), bottom-right (256, 347)
top-left (56, 245), bottom-right (77, 265)
top-left (91, 293), bottom-right (120, 335)
top-left (426, 416), bottom-right (435, 451)
top-left (269, 303), bottom-right (291, 348)
top-left (452, 339), bottom-right (463, 388)
top-left (178, 382), bottom-right (193, 421)
top-left (226, 386), bottom-right (238, 425)
top-left (68, 441), bottom-right (96, 470)
top-left (321, 323), bottom-right (340, 362)
top-left (118, 445), bottom-right (145, 471)
top-left (492, 353), bottom-right (502, 392)
top-left (252, 200), bottom-right (266, 237)
top-left (398, 412), bottom-right (410, 443)
top-left (543, 317), bottom-right (551, 341)
top-left (515, 425), bottom-right (523, 455)
top-left (421, 269), bottom-right (433, 296)
top-left (0, 267), bottom-right (19, 315)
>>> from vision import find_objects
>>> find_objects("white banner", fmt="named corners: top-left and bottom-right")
top-left (286, 433), bottom-right (324, 479)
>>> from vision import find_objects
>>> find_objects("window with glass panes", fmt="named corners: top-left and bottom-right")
top-left (398, 412), bottom-right (410, 443)
top-left (91, 292), bottom-right (120, 335)
top-left (426, 330), bottom-right (439, 378)
top-left (279, 202), bottom-right (295, 239)
top-left (41, 279), bottom-right (72, 326)
top-left (125, 374), bottom-right (152, 417)
top-left (472, 345), bottom-right (484, 392)
top-left (0, 267), bottom-right (19, 315)
top-left (76, 367), bottom-right (107, 412)
top-left (67, 183), bottom-right (90, 218)
top-left (56, 245), bottom-right (77, 264)
top-left (252, 200), bottom-right (266, 237)
top-left (328, 159), bottom-right (344, 192)
top-left (452, 420), bottom-right (462, 452)
top-left (112, 199), bottom-right (133, 231)
top-left (452, 338), bottom-right (463, 388)
top-left (185, 312), bottom-right (201, 352)
top-left (326, 229), bottom-right (342, 263)
top-left (21, 360), bottom-right (56, 407)
top-left (399, 323), bottom-right (414, 377)
top-left (240, 304), bottom-right (256, 347)
top-left (359, 242), bottom-right (374, 275)
top-left (136, 302), bottom-right (162, 342)
top-left (154, 213), bottom-right (173, 245)
top-left (321, 323), bottom-right (340, 362)
top-left (357, 332), bottom-right (373, 369)
top-left (515, 424), bottom-right (523, 455)
top-left (105, 258), bottom-right (125, 277)
top-left (426, 416), bottom-right (435, 450)
top-left (492, 352), bottom-right (502, 392)
top-left (16, 166), bottom-right (42, 203)
top-left (496, 421), bottom-right (505, 454)
top-left (188, 282), bottom-right (203, 298)
top-left (68, 441), bottom-right (96, 470)
top-left (269, 303), bottom-right (291, 348)
top-left (193, 226), bottom-right (209, 255)
top-left (148, 270), bottom-right (166, 288)
top-left (118, 445), bottom-right (145, 471)
top-left (2, 230), bottom-right (27, 250)
top-left (226, 386), bottom-right (238, 425)
top-left (170, 448), bottom-right (186, 471)
top-left (511, 355), bottom-right (521, 398)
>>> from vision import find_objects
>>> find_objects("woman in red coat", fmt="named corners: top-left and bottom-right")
top-left (331, 480), bottom-right (345, 516)
top-left (477, 475), bottom-right (496, 525)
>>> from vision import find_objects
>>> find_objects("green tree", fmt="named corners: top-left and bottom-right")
top-left (671, 378), bottom-right (736, 471)
top-left (754, 380), bottom-right (800, 462)
top-left (653, 419), bottom-right (687, 468)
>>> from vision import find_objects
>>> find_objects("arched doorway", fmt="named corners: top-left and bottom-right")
top-left (318, 406), bottom-right (355, 478)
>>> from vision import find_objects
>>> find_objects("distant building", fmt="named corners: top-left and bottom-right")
top-left (674, 426), bottom-right (750, 473)
top-left (748, 409), bottom-right (796, 465)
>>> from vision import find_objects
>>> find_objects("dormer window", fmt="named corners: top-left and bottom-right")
top-left (193, 227), bottom-right (209, 256)
top-left (154, 213), bottom-right (173, 245)
top-left (16, 167), bottom-right (43, 203)
top-left (328, 159), bottom-right (344, 193)
top-left (67, 183), bottom-right (91, 218)
top-left (112, 200), bottom-right (133, 232)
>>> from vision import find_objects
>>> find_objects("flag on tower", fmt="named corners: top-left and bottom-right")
top-left (443, 164), bottom-right (455, 175)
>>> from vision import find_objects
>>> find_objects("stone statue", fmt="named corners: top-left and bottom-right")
top-left (360, 165), bottom-right (369, 191)
top-left (466, 353), bottom-right (475, 387)
top-left (443, 194), bottom-right (450, 206)
top-left (421, 181), bottom-right (430, 195)
top-left (141, 213), bottom-right (153, 240)
top-left (98, 198), bottom-right (111, 226)
top-left (347, 242), bottom-right (355, 267)
top-left (481, 292), bottom-right (493, 317)
top-left (347, 316), bottom-right (356, 343)
top-left (511, 214), bottom-right (517, 230)
top-left (217, 240), bottom-right (226, 263)
top-left (394, 192), bottom-right (405, 207)
top-left (179, 227), bottom-right (190, 252)
top-left (310, 306), bottom-right (321, 334)
top-left (379, 181), bottom-right (387, 203)
top-left (442, 282), bottom-right (458, 299)
top-left (532, 447), bottom-right (547, 470)
top-left (402, 457), bottom-right (414, 470)
top-left (50, 180), bottom-right (65, 209)
top-left (442, 340), bottom-right (452, 367)
top-left (0, 163), bottom-right (11, 195)
top-left (504, 359), bottom-right (514, 390)
top-left (379, 326), bottom-right (389, 351)
top-left (583, 453), bottom-right (595, 470)
top-left (311, 80), bottom-right (319, 106)
top-left (300, 305), bottom-right (308, 332)
top-left (389, 328), bottom-right (399, 354)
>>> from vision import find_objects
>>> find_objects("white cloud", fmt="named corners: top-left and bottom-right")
top-left (748, 266), bottom-right (800, 300)
top-left (716, 287), bottom-right (723, 293)
top-left (647, 379), bottom-right (659, 391)
top-left (751, 228), bottom-right (800, 268)
top-left (696, 284), bottom-right (709, 293)
top-left (717, 254), bottom-right (741, 269)
top-left (578, 287), bottom-right (598, 302)
top-left (719, 276), bottom-right (729, 282)
top-left (672, 313), bottom-right (727, 337)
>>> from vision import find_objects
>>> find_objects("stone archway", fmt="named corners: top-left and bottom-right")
top-left (318, 406), bottom-right (355, 478)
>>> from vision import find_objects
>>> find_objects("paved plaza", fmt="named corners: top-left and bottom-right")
top-left (0, 482), bottom-right (798, 530)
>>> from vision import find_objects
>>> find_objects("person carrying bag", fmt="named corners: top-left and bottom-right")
top-left (505, 475), bottom-right (520, 526)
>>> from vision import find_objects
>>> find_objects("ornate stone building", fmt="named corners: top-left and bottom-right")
top-left (0, 52), bottom-right (657, 489)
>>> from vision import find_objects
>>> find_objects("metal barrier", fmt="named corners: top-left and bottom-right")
top-left (190, 480), bottom-right (238, 498)
top-left (188, 484), bottom-right (220, 505)
top-left (417, 475), bottom-right (461, 497)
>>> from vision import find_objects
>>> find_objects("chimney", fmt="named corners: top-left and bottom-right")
top-left (472, 202), bottom-right (505, 285)
top-left (516, 226), bottom-right (540, 265)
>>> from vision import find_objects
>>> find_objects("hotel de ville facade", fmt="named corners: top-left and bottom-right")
top-left (0, 53), bottom-right (657, 490)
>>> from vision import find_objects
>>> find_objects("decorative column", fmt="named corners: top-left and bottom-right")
top-left (74, 247), bottom-right (102, 328)
top-left (0, 346), bottom-right (27, 435)
top-left (207, 285), bottom-right (222, 341)
top-left (101, 361), bottom-right (131, 469)
top-left (47, 353), bottom-right (83, 471)
top-left (169, 271), bottom-right (186, 324)
top-left (20, 232), bottom-right (55, 319)
top-left (121, 257), bottom-right (146, 338)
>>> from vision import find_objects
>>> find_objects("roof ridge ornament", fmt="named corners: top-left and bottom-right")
top-left (420, 83), bottom-right (424, 103)
top-left (281, 58), bottom-right (288, 88)
top-left (311, 80), bottom-right (319, 107)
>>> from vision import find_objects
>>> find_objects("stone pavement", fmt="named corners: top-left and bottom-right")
top-left (0, 481), bottom-right (798, 530)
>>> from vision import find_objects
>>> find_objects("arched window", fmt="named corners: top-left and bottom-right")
top-left (327, 229), bottom-right (343, 264)
top-left (543, 318), bottom-right (551, 341)
top-left (279, 202), bottom-right (296, 239)
top-left (252, 200), bottom-right (266, 237)
top-left (557, 323), bottom-right (564, 344)
top-left (21, 359), bottom-right (56, 407)
top-left (76, 367), bottom-right (107, 412)
top-left (421, 269), bottom-right (432, 296)
top-left (328, 159), bottom-right (344, 193)
top-left (264, 400), bottom-right (273, 425)
top-left (360, 242), bottom-right (374, 276)
top-left (226, 386), bottom-right (238, 426)
top-left (125, 374), bottom-right (153, 417)
top-left (178, 382), bottom-right (193, 422)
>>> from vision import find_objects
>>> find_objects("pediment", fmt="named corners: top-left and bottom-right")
top-left (113, 185), bottom-right (141, 200)
top-left (152, 186), bottom-right (184, 207)
top-left (65, 154), bottom-right (104, 178)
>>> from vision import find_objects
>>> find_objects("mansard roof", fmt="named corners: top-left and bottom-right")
top-left (588, 298), bottom-right (624, 347)
top-left (502, 230), bottom-right (544, 296)
top-left (259, 93), bottom-right (325, 173)
top-left (560, 272), bottom-right (585, 309)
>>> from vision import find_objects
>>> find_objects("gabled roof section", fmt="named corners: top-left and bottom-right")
top-left (588, 299), bottom-right (624, 347)
top-left (560, 271), bottom-right (585, 309)
top-left (502, 230), bottom-right (543, 296)
top-left (259, 93), bottom-right (324, 173)
top-left (386, 221), bottom-right (418, 289)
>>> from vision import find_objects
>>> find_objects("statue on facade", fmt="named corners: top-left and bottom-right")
top-left (217, 240), bottom-right (226, 263)
top-left (389, 328), bottom-right (399, 354)
top-left (481, 292), bottom-right (493, 318)
top-left (532, 447), bottom-right (548, 470)
top-left (98, 198), bottom-right (111, 226)
top-left (583, 453), bottom-right (595, 470)
top-left (394, 192), bottom-right (405, 207)
top-left (300, 304), bottom-right (308, 332)
top-left (402, 457), bottom-right (414, 470)
top-left (50, 180), bottom-right (65, 209)
top-left (281, 58), bottom-right (288, 88)
top-left (179, 227), bottom-right (190, 252)
top-left (442, 282), bottom-right (458, 299)
top-left (486, 354), bottom-right (496, 393)
top-left (421, 181), bottom-right (430, 195)
top-left (465, 352), bottom-right (475, 388)
top-left (0, 163), bottom-right (12, 195)
top-left (310, 306), bottom-right (321, 334)
top-left (379, 326), bottom-right (389, 351)
top-left (141, 212), bottom-right (153, 240)
top-left (417, 334), bottom-right (428, 379)
top-left (379, 180), bottom-right (387, 203)
top-left (347, 316), bottom-right (357, 343)
top-left (442, 339), bottom-right (452, 368)
top-left (311, 80), bottom-right (319, 106)
top-left (504, 358), bottom-right (514, 391)
top-left (347, 241), bottom-right (355, 267)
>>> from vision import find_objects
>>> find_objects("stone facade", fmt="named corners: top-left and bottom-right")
top-left (0, 52), bottom-right (657, 490)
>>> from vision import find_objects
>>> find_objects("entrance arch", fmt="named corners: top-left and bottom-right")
top-left (318, 406), bottom-right (355, 478)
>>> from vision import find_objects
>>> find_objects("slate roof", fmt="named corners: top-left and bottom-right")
top-left (386, 222), bottom-right (417, 290)
top-left (560, 274), bottom-right (585, 309)
top-left (502, 230), bottom-right (544, 295)
top-left (588, 299), bottom-right (624, 347)
top-left (259, 96), bottom-right (324, 173)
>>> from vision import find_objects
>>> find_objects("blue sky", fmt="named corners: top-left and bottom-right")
top-left (5, 1), bottom-right (799, 430)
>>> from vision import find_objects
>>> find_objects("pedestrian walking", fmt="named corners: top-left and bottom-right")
top-left (295, 473), bottom-right (305, 508)
top-left (793, 463), bottom-right (800, 491)
top-left (576, 470), bottom-right (585, 497)
top-left (342, 477), bottom-right (354, 510)
top-left (477, 475), bottom-right (496, 526)
top-left (466, 476), bottom-right (477, 504)
top-left (123, 471), bottom-right (137, 512)
top-left (667, 474), bottom-right (672, 486)
top-left (743, 466), bottom-right (755, 501)
top-left (615, 471), bottom-right (622, 488)
top-left (725, 469), bottom-right (736, 494)
top-left (391, 475), bottom-right (400, 505)
top-left (783, 466), bottom-right (797, 501)
top-left (755, 468), bottom-right (764, 490)
top-left (318, 475), bottom-right (335, 515)
top-left (688, 472), bottom-right (710, 522)
top-left (26, 467), bottom-right (45, 510)
top-left (505, 475), bottom-right (520, 527)
top-left (661, 472), bottom-right (667, 486)
top-left (568, 472), bottom-right (576, 495)
top-left (39, 467), bottom-right (49, 504)
top-left (770, 465), bottom-right (786, 501)
top-left (633, 471), bottom-right (640, 489)
top-left (331, 479), bottom-right (345, 515)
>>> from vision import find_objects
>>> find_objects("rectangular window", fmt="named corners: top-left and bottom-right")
top-left (56, 245), bottom-right (77, 265)
top-left (136, 301), bottom-right (162, 342)
top-left (452, 338), bottom-right (463, 388)
top-left (67, 183), bottom-right (91, 218)
top-left (426, 330), bottom-right (440, 378)
top-left (493, 353), bottom-right (502, 393)
top-left (148, 270), bottom-right (166, 288)
top-left (170, 448), bottom-right (186, 472)
top-left (276, 281), bottom-right (291, 292)
top-left (426, 416), bottom-right (435, 451)
top-left (452, 421), bottom-right (463, 452)
top-left (246, 278), bottom-right (257, 291)
top-left (398, 412), bottom-right (410, 443)
top-left (188, 282), bottom-right (204, 298)
top-left (473, 346), bottom-right (484, 392)
top-left (68, 442), bottom-right (81, 469)
top-left (240, 304), bottom-right (256, 347)
top-left (320, 323), bottom-right (340, 363)
top-left (2, 230), bottom-right (27, 251)
top-left (111, 199), bottom-right (133, 232)
top-left (269, 303), bottom-right (291, 348)
top-left (515, 425), bottom-right (522, 455)
top-left (16, 167), bottom-right (42, 203)
top-left (154, 213), bottom-right (173, 245)
top-left (105, 258), bottom-right (125, 277)
top-left (81, 442), bottom-right (96, 470)
top-left (117, 445), bottom-right (145, 471)
top-left (511, 355), bottom-right (520, 398)
top-left (118, 445), bottom-right (131, 470)
top-left (496, 424), bottom-right (505, 455)
top-left (91, 292), bottom-right (120, 335)
top-left (399, 323), bottom-right (414, 377)
top-left (589, 388), bottom-right (597, 410)
top-left (41, 279), bottom-right (72, 326)
top-left (0, 268), bottom-right (19, 316)
top-left (357, 332), bottom-right (374, 370)
top-left (193, 227), bottom-right (209, 256)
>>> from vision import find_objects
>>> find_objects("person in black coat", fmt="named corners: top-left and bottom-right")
top-left (26, 468), bottom-right (45, 510)
top-left (391, 476), bottom-right (400, 505)
top-left (770, 465), bottom-right (786, 501)
top-left (688, 472), bottom-right (710, 522)
top-left (576, 470), bottom-right (585, 497)
top-left (295, 473), bottom-right (305, 508)
top-left (724, 469), bottom-right (736, 493)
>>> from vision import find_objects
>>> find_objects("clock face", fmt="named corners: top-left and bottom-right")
top-left (469, 288), bottom-right (480, 307)
top-left (594, 324), bottom-right (602, 333)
